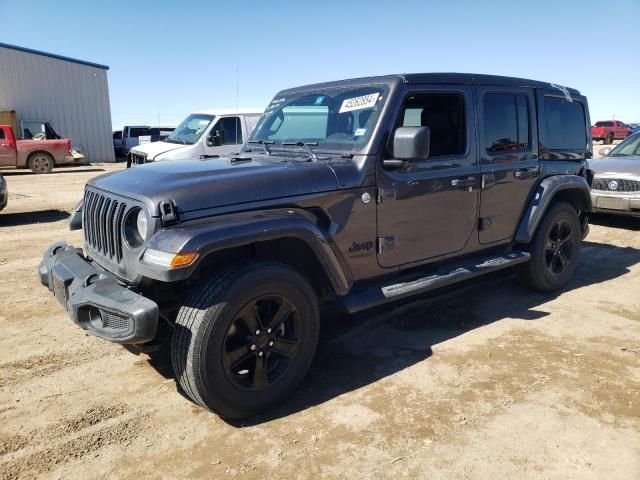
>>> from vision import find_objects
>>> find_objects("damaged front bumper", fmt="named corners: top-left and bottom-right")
top-left (38, 242), bottom-right (158, 344)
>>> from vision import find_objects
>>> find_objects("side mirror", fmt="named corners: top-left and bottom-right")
top-left (207, 130), bottom-right (225, 147)
top-left (598, 146), bottom-right (612, 157)
top-left (384, 126), bottom-right (430, 167)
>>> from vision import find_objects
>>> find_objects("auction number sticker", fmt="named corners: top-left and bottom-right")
top-left (339, 93), bottom-right (380, 113)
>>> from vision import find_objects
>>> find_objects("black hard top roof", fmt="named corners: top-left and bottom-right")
top-left (280, 73), bottom-right (580, 95)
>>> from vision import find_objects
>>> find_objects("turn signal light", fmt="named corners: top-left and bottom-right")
top-left (170, 252), bottom-right (199, 268)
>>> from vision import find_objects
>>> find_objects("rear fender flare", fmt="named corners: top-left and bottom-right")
top-left (140, 208), bottom-right (351, 295)
top-left (515, 175), bottom-right (592, 244)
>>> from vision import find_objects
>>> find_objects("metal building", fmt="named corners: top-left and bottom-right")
top-left (0, 42), bottom-right (114, 162)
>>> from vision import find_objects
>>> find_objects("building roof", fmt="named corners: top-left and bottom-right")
top-left (0, 42), bottom-right (109, 70)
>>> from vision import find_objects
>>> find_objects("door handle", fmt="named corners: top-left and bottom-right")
top-left (451, 177), bottom-right (477, 188)
top-left (514, 167), bottom-right (539, 180)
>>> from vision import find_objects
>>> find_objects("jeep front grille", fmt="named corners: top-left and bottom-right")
top-left (83, 190), bottom-right (127, 262)
top-left (592, 178), bottom-right (640, 193)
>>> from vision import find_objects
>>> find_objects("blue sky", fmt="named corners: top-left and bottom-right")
top-left (1, 0), bottom-right (639, 129)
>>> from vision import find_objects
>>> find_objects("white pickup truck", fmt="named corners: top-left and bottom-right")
top-left (128, 109), bottom-right (262, 166)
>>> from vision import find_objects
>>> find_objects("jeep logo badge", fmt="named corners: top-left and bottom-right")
top-left (608, 180), bottom-right (619, 191)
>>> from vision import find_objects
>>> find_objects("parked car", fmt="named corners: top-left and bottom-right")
top-left (0, 124), bottom-right (85, 173)
top-left (629, 123), bottom-right (640, 134)
top-left (122, 126), bottom-right (175, 154)
top-left (39, 73), bottom-right (593, 419)
top-left (113, 130), bottom-right (124, 157)
top-left (592, 120), bottom-right (632, 144)
top-left (590, 132), bottom-right (640, 216)
top-left (0, 172), bottom-right (6, 211)
top-left (127, 110), bottom-right (262, 166)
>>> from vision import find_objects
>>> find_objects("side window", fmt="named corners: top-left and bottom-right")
top-left (0, 129), bottom-right (5, 140)
top-left (398, 93), bottom-right (466, 157)
top-left (483, 93), bottom-right (530, 153)
top-left (214, 117), bottom-right (243, 145)
top-left (542, 96), bottom-right (586, 150)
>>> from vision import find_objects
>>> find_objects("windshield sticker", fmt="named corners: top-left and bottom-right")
top-left (354, 128), bottom-right (367, 137)
top-left (550, 83), bottom-right (573, 102)
top-left (265, 97), bottom-right (286, 116)
top-left (339, 93), bottom-right (380, 113)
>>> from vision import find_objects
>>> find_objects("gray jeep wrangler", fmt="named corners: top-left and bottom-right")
top-left (39, 74), bottom-right (593, 419)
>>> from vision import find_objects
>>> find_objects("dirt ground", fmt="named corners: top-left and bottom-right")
top-left (0, 158), bottom-right (639, 480)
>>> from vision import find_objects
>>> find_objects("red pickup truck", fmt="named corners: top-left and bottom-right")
top-left (0, 124), bottom-right (84, 173)
top-left (592, 120), bottom-right (632, 144)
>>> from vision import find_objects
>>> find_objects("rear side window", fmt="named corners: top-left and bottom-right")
top-left (595, 121), bottom-right (613, 127)
top-left (543, 97), bottom-right (586, 149)
top-left (0, 129), bottom-right (4, 140)
top-left (483, 93), bottom-right (530, 153)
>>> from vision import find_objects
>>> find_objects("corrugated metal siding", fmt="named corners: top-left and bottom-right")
top-left (0, 46), bottom-right (114, 162)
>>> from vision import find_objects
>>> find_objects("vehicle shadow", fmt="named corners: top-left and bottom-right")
top-left (137, 240), bottom-right (640, 426)
top-left (590, 213), bottom-right (640, 231)
top-left (0, 209), bottom-right (69, 227)
top-left (0, 168), bottom-right (105, 176)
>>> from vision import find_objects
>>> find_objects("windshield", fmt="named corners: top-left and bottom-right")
top-left (166, 114), bottom-right (214, 145)
top-left (250, 85), bottom-right (388, 153)
top-left (609, 132), bottom-right (640, 156)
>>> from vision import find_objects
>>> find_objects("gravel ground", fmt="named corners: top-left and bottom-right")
top-left (0, 158), bottom-right (638, 480)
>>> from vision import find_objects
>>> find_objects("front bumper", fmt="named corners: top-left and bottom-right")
top-left (591, 193), bottom-right (640, 216)
top-left (38, 242), bottom-right (158, 344)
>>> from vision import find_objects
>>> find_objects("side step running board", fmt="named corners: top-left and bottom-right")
top-left (342, 251), bottom-right (530, 314)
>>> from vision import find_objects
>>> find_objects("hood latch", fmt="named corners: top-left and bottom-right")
top-left (159, 199), bottom-right (179, 226)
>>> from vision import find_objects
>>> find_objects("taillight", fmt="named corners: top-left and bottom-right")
top-left (66, 140), bottom-right (72, 154)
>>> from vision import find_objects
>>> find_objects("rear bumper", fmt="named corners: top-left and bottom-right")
top-left (38, 242), bottom-right (158, 344)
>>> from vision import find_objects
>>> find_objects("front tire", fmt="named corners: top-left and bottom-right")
top-left (171, 260), bottom-right (320, 419)
top-left (518, 201), bottom-right (581, 292)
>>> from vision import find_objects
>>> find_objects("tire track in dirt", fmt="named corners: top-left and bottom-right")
top-left (0, 403), bottom-right (149, 480)
top-left (0, 347), bottom-right (122, 388)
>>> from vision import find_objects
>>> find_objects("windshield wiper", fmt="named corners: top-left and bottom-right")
top-left (166, 138), bottom-right (187, 144)
top-left (247, 140), bottom-right (274, 156)
top-left (282, 141), bottom-right (319, 161)
top-left (609, 153), bottom-right (629, 157)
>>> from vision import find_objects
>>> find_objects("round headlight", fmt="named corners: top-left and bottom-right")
top-left (123, 207), bottom-right (149, 248)
top-left (136, 209), bottom-right (149, 241)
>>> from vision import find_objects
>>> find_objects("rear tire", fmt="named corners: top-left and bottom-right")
top-left (605, 133), bottom-right (614, 145)
top-left (518, 201), bottom-right (581, 292)
top-left (28, 153), bottom-right (54, 174)
top-left (171, 260), bottom-right (320, 419)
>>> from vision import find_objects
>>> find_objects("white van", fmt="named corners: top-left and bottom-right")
top-left (127, 110), bottom-right (262, 166)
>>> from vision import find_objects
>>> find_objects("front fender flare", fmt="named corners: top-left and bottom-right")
top-left (139, 208), bottom-right (351, 295)
top-left (514, 175), bottom-right (592, 244)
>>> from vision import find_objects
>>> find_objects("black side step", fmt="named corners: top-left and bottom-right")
top-left (342, 251), bottom-right (531, 314)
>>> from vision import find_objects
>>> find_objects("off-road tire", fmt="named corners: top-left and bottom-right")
top-left (171, 260), bottom-right (320, 419)
top-left (518, 201), bottom-right (582, 292)
top-left (28, 153), bottom-right (54, 174)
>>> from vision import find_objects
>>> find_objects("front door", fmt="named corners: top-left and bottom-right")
top-left (376, 86), bottom-right (479, 268)
top-left (476, 86), bottom-right (539, 244)
top-left (204, 116), bottom-right (244, 157)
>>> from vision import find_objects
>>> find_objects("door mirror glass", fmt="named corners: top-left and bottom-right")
top-left (598, 146), bottom-right (612, 157)
top-left (392, 126), bottom-right (430, 161)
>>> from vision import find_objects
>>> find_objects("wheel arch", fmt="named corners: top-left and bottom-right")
top-left (142, 208), bottom-right (352, 298)
top-left (514, 175), bottom-right (592, 244)
top-left (24, 150), bottom-right (55, 168)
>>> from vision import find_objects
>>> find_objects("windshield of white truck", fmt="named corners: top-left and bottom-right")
top-left (166, 114), bottom-right (214, 145)
top-left (250, 86), bottom-right (388, 153)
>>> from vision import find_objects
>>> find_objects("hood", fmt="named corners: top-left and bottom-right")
top-left (89, 156), bottom-right (339, 217)
top-left (589, 156), bottom-right (640, 177)
top-left (130, 141), bottom-right (188, 160)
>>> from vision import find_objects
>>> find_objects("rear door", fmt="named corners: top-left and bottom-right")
top-left (477, 86), bottom-right (539, 244)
